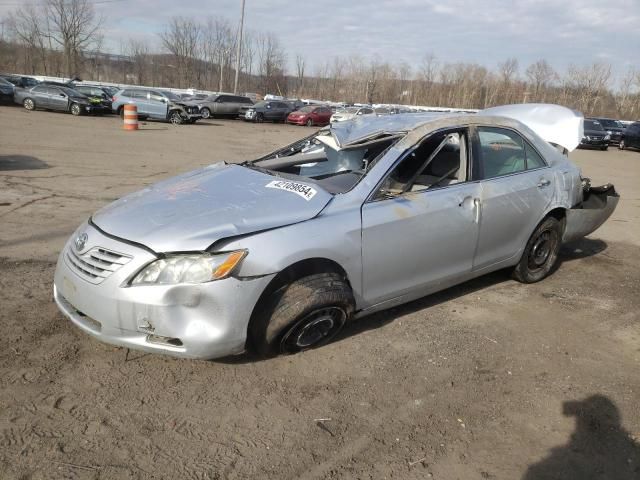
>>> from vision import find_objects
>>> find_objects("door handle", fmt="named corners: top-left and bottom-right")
top-left (537, 178), bottom-right (551, 188)
top-left (473, 198), bottom-right (481, 224)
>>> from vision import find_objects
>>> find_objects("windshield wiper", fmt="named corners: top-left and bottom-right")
top-left (240, 162), bottom-right (281, 177)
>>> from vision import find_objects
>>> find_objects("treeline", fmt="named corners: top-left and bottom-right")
top-left (1, 0), bottom-right (639, 119)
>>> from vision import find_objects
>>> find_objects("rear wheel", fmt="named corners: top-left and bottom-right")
top-left (70, 103), bottom-right (82, 116)
top-left (249, 273), bottom-right (354, 356)
top-left (201, 107), bottom-right (211, 119)
top-left (513, 216), bottom-right (562, 283)
top-left (23, 98), bottom-right (35, 111)
top-left (255, 113), bottom-right (264, 123)
top-left (618, 139), bottom-right (625, 150)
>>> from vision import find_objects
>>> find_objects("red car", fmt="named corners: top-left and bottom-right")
top-left (287, 105), bottom-right (332, 126)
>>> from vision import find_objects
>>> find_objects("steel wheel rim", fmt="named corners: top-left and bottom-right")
top-left (280, 307), bottom-right (346, 352)
top-left (528, 229), bottom-right (557, 270)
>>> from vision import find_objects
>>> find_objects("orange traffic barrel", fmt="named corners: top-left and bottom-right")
top-left (123, 104), bottom-right (138, 130)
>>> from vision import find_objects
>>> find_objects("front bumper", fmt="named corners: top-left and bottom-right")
top-left (579, 137), bottom-right (608, 148)
top-left (287, 117), bottom-right (307, 125)
top-left (53, 222), bottom-right (275, 359)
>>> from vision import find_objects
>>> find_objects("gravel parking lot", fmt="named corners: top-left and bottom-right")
top-left (1, 108), bottom-right (639, 479)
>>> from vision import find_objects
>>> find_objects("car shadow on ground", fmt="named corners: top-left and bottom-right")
top-left (522, 394), bottom-right (640, 479)
top-left (0, 154), bottom-right (49, 171)
top-left (217, 237), bottom-right (610, 365)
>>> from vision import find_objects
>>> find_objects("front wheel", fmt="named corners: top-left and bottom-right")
top-left (513, 216), bottom-right (562, 283)
top-left (23, 98), bottom-right (35, 111)
top-left (618, 140), bottom-right (625, 150)
top-left (201, 107), bottom-right (211, 119)
top-left (601, 145), bottom-right (608, 151)
top-left (255, 113), bottom-right (264, 123)
top-left (70, 103), bottom-right (82, 116)
top-left (306, 118), bottom-right (313, 127)
top-left (249, 273), bottom-right (354, 356)
top-left (169, 111), bottom-right (183, 125)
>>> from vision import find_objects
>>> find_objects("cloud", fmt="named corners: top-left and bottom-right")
top-left (0, 0), bottom-right (638, 77)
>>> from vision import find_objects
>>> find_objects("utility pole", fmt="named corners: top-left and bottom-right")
top-left (233, 0), bottom-right (246, 94)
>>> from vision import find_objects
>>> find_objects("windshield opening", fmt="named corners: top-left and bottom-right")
top-left (245, 131), bottom-right (401, 194)
top-left (584, 120), bottom-right (604, 131)
top-left (161, 90), bottom-right (180, 101)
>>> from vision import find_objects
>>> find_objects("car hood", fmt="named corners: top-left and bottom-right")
top-left (92, 163), bottom-right (333, 253)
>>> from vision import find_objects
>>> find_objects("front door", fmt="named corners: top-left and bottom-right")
top-left (49, 87), bottom-right (69, 111)
top-left (472, 126), bottom-right (554, 270)
top-left (361, 128), bottom-right (481, 305)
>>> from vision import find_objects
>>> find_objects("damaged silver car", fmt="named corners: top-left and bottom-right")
top-left (53, 104), bottom-right (619, 359)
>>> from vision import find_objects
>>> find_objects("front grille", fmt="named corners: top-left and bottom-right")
top-left (65, 246), bottom-right (132, 284)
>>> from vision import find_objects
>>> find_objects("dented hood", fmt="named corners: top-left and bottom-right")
top-left (480, 104), bottom-right (584, 152)
top-left (92, 163), bottom-right (332, 252)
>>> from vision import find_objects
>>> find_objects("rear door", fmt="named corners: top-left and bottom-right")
top-left (31, 86), bottom-right (50, 107)
top-left (472, 126), bottom-right (554, 271)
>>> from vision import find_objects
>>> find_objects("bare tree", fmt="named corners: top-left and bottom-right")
top-left (498, 57), bottom-right (519, 104)
top-left (159, 17), bottom-right (201, 88)
top-left (46, 0), bottom-right (102, 77)
top-left (295, 53), bottom-right (305, 96)
top-left (6, 5), bottom-right (50, 74)
top-left (256, 32), bottom-right (286, 95)
top-left (525, 59), bottom-right (557, 102)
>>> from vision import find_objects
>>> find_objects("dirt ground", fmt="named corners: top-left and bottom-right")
top-left (1, 107), bottom-right (639, 480)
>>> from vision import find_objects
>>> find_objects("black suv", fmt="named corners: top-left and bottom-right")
top-left (579, 119), bottom-right (609, 150)
top-left (619, 122), bottom-right (640, 151)
top-left (590, 117), bottom-right (625, 145)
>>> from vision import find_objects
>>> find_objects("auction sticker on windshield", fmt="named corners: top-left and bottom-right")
top-left (266, 180), bottom-right (317, 200)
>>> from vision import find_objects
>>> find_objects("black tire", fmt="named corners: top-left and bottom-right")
top-left (513, 216), bottom-right (562, 284)
top-left (169, 110), bottom-right (183, 125)
top-left (255, 112), bottom-right (264, 123)
top-left (249, 273), bottom-right (354, 356)
top-left (601, 145), bottom-right (608, 151)
top-left (70, 103), bottom-right (82, 116)
top-left (618, 140), bottom-right (625, 150)
top-left (118, 106), bottom-right (124, 118)
top-left (201, 107), bottom-right (211, 119)
top-left (306, 118), bottom-right (314, 127)
top-left (23, 98), bottom-right (35, 111)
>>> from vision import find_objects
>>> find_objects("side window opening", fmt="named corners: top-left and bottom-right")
top-left (524, 142), bottom-right (547, 169)
top-left (377, 130), bottom-right (467, 198)
top-left (478, 127), bottom-right (526, 179)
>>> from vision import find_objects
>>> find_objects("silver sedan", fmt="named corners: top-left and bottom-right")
top-left (53, 104), bottom-right (618, 359)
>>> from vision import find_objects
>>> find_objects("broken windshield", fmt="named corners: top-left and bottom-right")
top-left (244, 130), bottom-right (402, 194)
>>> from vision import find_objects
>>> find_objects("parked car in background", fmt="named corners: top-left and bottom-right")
top-left (70, 84), bottom-right (114, 113)
top-left (181, 93), bottom-right (209, 102)
top-left (0, 77), bottom-right (15, 103)
top-left (330, 106), bottom-right (375, 123)
top-left (112, 88), bottom-right (202, 124)
top-left (589, 117), bottom-right (625, 145)
top-left (619, 122), bottom-right (640, 151)
top-left (15, 84), bottom-right (98, 115)
top-left (579, 119), bottom-right (609, 150)
top-left (53, 104), bottom-right (618, 360)
top-left (197, 94), bottom-right (253, 119)
top-left (287, 105), bottom-right (333, 126)
top-left (0, 74), bottom-right (39, 89)
top-left (242, 100), bottom-right (293, 123)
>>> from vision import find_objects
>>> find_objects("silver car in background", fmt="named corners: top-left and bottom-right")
top-left (196, 93), bottom-right (254, 119)
top-left (53, 104), bottom-right (618, 360)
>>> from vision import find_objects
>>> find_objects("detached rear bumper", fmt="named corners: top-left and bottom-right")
top-left (563, 184), bottom-right (619, 243)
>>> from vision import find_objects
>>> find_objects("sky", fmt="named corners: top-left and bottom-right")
top-left (1, 0), bottom-right (639, 84)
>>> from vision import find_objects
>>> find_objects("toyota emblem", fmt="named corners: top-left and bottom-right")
top-left (74, 233), bottom-right (88, 251)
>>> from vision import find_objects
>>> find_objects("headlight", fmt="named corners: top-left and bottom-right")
top-left (604, 134), bottom-right (611, 140)
top-left (131, 251), bottom-right (247, 285)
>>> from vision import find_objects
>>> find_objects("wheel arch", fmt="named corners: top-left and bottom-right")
top-left (245, 257), bottom-right (354, 347)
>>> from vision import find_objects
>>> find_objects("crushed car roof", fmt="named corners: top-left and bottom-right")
top-left (329, 104), bottom-right (583, 152)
